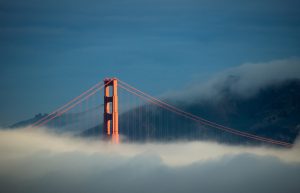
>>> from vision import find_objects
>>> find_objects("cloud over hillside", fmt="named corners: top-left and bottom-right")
top-left (170, 58), bottom-right (300, 103)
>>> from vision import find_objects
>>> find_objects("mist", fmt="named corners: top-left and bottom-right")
top-left (1, 127), bottom-right (300, 193)
top-left (169, 58), bottom-right (300, 103)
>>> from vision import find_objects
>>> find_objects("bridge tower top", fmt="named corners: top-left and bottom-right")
top-left (103, 78), bottom-right (119, 143)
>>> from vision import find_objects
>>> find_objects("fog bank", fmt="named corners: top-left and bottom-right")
top-left (0, 128), bottom-right (300, 193)
top-left (169, 58), bottom-right (300, 103)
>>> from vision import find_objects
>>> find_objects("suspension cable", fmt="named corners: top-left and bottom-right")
top-left (35, 80), bottom-right (112, 127)
top-left (32, 81), bottom-right (104, 126)
top-left (118, 80), bottom-right (292, 147)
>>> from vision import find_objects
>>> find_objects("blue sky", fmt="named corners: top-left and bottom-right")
top-left (0, 0), bottom-right (300, 126)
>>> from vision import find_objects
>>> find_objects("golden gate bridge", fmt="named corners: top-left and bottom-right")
top-left (31, 78), bottom-right (292, 148)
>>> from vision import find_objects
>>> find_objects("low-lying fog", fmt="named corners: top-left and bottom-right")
top-left (0, 127), bottom-right (299, 193)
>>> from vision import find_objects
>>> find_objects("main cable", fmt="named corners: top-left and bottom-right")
top-left (35, 80), bottom-right (112, 127)
top-left (118, 80), bottom-right (292, 147)
top-left (32, 81), bottom-right (104, 126)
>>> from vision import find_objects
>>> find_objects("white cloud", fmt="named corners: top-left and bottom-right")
top-left (0, 127), bottom-right (300, 193)
top-left (168, 58), bottom-right (300, 103)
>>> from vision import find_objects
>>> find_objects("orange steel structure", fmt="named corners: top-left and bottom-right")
top-left (32, 77), bottom-right (293, 148)
top-left (103, 78), bottom-right (119, 143)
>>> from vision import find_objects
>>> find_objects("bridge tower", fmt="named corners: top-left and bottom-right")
top-left (103, 78), bottom-right (119, 143)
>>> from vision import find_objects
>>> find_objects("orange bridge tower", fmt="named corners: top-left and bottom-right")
top-left (103, 78), bottom-right (119, 143)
